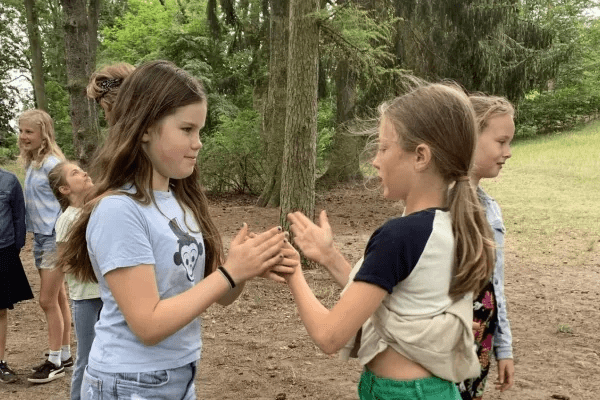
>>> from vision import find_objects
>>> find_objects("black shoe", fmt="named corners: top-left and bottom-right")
top-left (61, 357), bottom-right (74, 370)
top-left (27, 360), bottom-right (64, 383)
top-left (0, 361), bottom-right (17, 384)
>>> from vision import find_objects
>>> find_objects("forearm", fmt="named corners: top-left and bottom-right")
top-left (217, 280), bottom-right (245, 305)
top-left (287, 271), bottom-right (339, 354)
top-left (129, 271), bottom-right (232, 346)
top-left (321, 248), bottom-right (351, 287)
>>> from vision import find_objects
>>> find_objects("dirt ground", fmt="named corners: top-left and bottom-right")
top-left (1, 183), bottom-right (599, 400)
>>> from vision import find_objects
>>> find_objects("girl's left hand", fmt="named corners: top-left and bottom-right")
top-left (263, 241), bottom-right (300, 283)
top-left (495, 358), bottom-right (515, 392)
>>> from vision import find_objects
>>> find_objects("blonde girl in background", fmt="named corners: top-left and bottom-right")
top-left (285, 83), bottom-right (495, 400)
top-left (457, 94), bottom-right (516, 399)
top-left (59, 60), bottom-right (292, 400)
top-left (18, 109), bottom-right (72, 383)
top-left (49, 161), bottom-right (96, 400)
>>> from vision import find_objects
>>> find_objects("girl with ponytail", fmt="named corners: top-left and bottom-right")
top-left (284, 83), bottom-right (495, 400)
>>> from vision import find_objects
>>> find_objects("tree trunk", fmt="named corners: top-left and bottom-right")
top-left (257, 0), bottom-right (289, 207)
top-left (317, 57), bottom-right (362, 188)
top-left (61, 0), bottom-right (99, 165)
top-left (87, 0), bottom-right (100, 61)
top-left (23, 0), bottom-right (47, 111)
top-left (279, 0), bottom-right (319, 228)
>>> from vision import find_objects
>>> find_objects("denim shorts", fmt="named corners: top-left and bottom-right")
top-left (33, 232), bottom-right (58, 270)
top-left (82, 362), bottom-right (197, 400)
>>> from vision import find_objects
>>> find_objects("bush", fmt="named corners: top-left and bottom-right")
top-left (0, 133), bottom-right (19, 164)
top-left (199, 110), bottom-right (264, 194)
top-left (516, 87), bottom-right (600, 138)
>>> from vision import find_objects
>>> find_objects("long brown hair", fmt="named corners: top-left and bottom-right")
top-left (382, 83), bottom-right (495, 298)
top-left (48, 161), bottom-right (71, 212)
top-left (60, 60), bottom-right (223, 283)
top-left (18, 109), bottom-right (66, 169)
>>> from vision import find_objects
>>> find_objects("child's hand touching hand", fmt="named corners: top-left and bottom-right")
top-left (287, 210), bottom-right (334, 266)
top-left (223, 223), bottom-right (286, 284)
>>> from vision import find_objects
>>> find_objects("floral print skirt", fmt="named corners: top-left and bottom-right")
top-left (457, 279), bottom-right (498, 400)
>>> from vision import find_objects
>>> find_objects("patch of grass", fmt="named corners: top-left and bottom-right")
top-left (0, 159), bottom-right (25, 184)
top-left (481, 120), bottom-right (600, 262)
top-left (557, 324), bottom-right (573, 334)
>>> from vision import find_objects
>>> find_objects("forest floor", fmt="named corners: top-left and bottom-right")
top-left (1, 183), bottom-right (599, 400)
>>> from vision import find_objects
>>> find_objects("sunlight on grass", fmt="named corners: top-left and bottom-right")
top-left (482, 120), bottom-right (600, 263)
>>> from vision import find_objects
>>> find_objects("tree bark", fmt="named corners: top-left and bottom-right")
top-left (257, 0), bottom-right (289, 207)
top-left (279, 0), bottom-right (319, 227)
top-left (61, 0), bottom-right (99, 165)
top-left (23, 0), bottom-right (47, 111)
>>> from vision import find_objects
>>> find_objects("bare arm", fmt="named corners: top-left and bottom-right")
top-left (287, 210), bottom-right (352, 287)
top-left (285, 257), bottom-right (386, 354)
top-left (105, 224), bottom-right (286, 345)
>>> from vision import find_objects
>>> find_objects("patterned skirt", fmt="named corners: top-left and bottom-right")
top-left (457, 279), bottom-right (498, 400)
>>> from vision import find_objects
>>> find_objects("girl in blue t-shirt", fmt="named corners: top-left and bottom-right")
top-left (59, 60), bottom-right (291, 400)
top-left (284, 83), bottom-right (496, 400)
top-left (18, 109), bottom-right (73, 384)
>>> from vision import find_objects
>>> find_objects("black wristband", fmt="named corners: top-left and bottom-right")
top-left (218, 266), bottom-right (236, 289)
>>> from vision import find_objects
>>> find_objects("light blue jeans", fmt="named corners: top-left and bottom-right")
top-left (71, 298), bottom-right (103, 400)
top-left (81, 362), bottom-right (196, 400)
top-left (33, 232), bottom-right (57, 270)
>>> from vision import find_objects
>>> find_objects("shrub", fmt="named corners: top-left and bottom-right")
top-left (199, 109), bottom-right (264, 194)
top-left (516, 87), bottom-right (600, 138)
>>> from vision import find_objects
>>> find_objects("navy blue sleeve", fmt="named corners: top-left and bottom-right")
top-left (10, 175), bottom-right (26, 250)
top-left (354, 211), bottom-right (435, 293)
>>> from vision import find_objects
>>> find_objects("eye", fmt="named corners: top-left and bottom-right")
top-left (182, 127), bottom-right (193, 133)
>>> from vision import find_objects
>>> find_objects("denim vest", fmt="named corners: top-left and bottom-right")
top-left (478, 187), bottom-right (513, 359)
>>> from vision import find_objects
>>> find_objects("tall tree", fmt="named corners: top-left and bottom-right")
top-left (279, 0), bottom-right (320, 227)
top-left (61, 0), bottom-right (99, 165)
top-left (258, 0), bottom-right (289, 207)
top-left (23, 0), bottom-right (47, 110)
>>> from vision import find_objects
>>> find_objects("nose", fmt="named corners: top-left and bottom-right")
top-left (372, 154), bottom-right (380, 170)
top-left (505, 146), bottom-right (512, 159)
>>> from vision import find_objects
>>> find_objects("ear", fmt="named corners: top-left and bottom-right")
top-left (141, 131), bottom-right (151, 143)
top-left (58, 185), bottom-right (71, 196)
top-left (414, 143), bottom-right (432, 172)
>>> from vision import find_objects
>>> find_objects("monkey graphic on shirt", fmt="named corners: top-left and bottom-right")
top-left (168, 218), bottom-right (204, 282)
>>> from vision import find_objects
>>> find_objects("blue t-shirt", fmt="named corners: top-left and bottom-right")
top-left (24, 155), bottom-right (62, 235)
top-left (87, 188), bottom-right (205, 373)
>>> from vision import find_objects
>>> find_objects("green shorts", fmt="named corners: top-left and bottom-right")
top-left (358, 368), bottom-right (461, 400)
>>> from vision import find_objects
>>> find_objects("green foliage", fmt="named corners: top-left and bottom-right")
top-left (317, 99), bottom-right (336, 172)
top-left (516, 88), bottom-right (600, 138)
top-left (199, 109), bottom-right (264, 194)
top-left (0, 133), bottom-right (19, 164)
top-left (45, 80), bottom-right (74, 159)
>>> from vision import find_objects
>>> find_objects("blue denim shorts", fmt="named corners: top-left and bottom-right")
top-left (33, 232), bottom-right (58, 270)
top-left (82, 362), bottom-right (197, 400)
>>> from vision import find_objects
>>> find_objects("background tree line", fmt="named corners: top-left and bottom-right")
top-left (1, 0), bottom-right (599, 224)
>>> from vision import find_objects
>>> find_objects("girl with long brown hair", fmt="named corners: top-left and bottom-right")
top-left (59, 60), bottom-right (291, 399)
top-left (285, 83), bottom-right (495, 400)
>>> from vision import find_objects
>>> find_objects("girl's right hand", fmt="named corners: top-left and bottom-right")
top-left (222, 223), bottom-right (286, 284)
top-left (287, 210), bottom-right (334, 265)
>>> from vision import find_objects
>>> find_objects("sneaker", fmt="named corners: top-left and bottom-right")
top-left (0, 361), bottom-right (17, 384)
top-left (27, 360), bottom-right (64, 384)
top-left (31, 356), bottom-right (74, 372)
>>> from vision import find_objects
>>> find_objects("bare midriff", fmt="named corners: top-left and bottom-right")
top-left (366, 346), bottom-right (432, 380)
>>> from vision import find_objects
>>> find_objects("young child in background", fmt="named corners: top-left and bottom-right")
top-left (86, 62), bottom-right (135, 125)
top-left (0, 167), bottom-right (34, 383)
top-left (18, 109), bottom-right (72, 383)
top-left (457, 94), bottom-right (516, 399)
top-left (59, 60), bottom-right (293, 400)
top-left (285, 83), bottom-right (496, 400)
top-left (49, 161), bottom-right (98, 400)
